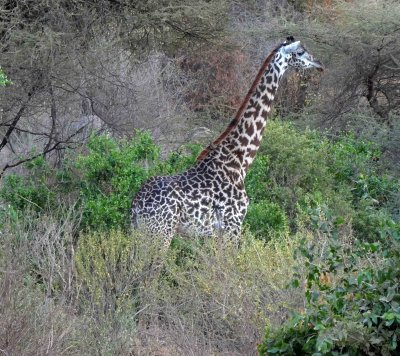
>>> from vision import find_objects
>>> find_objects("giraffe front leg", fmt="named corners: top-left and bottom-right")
top-left (212, 205), bottom-right (244, 245)
top-left (162, 224), bottom-right (177, 249)
top-left (154, 202), bottom-right (181, 249)
top-left (216, 195), bottom-right (248, 245)
top-left (221, 216), bottom-right (243, 245)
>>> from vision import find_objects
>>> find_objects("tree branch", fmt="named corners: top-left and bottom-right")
top-left (0, 98), bottom-right (30, 152)
top-left (44, 83), bottom-right (57, 153)
top-left (0, 124), bottom-right (88, 178)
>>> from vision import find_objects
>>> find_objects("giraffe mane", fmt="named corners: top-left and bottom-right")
top-left (196, 43), bottom-right (281, 161)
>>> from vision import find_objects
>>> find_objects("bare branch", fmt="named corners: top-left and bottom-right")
top-left (44, 84), bottom-right (57, 153)
top-left (0, 124), bottom-right (88, 178)
top-left (0, 95), bottom-right (31, 152)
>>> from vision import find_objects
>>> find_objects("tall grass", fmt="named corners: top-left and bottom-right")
top-left (0, 209), bottom-right (304, 355)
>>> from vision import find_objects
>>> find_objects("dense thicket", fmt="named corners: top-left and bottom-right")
top-left (1, 121), bottom-right (399, 354)
top-left (1, 0), bottom-right (400, 354)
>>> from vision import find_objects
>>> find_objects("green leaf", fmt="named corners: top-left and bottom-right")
top-left (291, 279), bottom-right (300, 288)
top-left (268, 347), bottom-right (284, 353)
top-left (369, 336), bottom-right (384, 345)
top-left (390, 334), bottom-right (397, 350)
top-left (314, 323), bottom-right (326, 331)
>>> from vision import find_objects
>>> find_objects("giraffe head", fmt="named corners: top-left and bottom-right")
top-left (280, 36), bottom-right (324, 72)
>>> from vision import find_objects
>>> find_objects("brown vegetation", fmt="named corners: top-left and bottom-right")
top-left (0, 212), bottom-right (303, 355)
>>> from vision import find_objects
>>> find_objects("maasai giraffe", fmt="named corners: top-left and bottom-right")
top-left (131, 37), bottom-right (323, 246)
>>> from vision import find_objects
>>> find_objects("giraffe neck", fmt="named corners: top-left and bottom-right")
top-left (197, 47), bottom-right (289, 181)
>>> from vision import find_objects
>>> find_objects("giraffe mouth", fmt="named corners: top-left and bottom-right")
top-left (312, 60), bottom-right (324, 71)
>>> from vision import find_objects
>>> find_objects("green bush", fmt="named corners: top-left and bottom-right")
top-left (259, 205), bottom-right (400, 355)
top-left (247, 121), bottom-right (349, 226)
top-left (71, 133), bottom-right (200, 230)
top-left (71, 132), bottom-right (159, 230)
top-left (0, 67), bottom-right (11, 86)
top-left (246, 121), bottom-right (349, 238)
top-left (353, 209), bottom-right (400, 242)
top-left (245, 200), bottom-right (288, 240)
top-left (0, 131), bottom-right (200, 231)
top-left (329, 135), bottom-right (380, 185)
top-left (0, 156), bottom-right (55, 213)
top-left (250, 121), bottom-right (333, 211)
top-left (245, 154), bottom-right (271, 202)
top-left (246, 121), bottom-right (399, 240)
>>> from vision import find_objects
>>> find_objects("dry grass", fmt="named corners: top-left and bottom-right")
top-left (0, 210), bottom-right (304, 355)
top-left (133, 234), bottom-right (303, 355)
top-left (0, 212), bottom-right (86, 355)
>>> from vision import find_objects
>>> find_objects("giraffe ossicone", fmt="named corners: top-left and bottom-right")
top-left (131, 37), bottom-right (323, 247)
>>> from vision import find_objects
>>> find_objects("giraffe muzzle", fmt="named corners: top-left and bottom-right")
top-left (313, 60), bottom-right (324, 71)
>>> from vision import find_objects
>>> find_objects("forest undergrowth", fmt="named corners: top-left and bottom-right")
top-left (1, 121), bottom-right (399, 355)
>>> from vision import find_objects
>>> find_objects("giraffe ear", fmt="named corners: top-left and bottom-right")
top-left (283, 41), bottom-right (301, 53)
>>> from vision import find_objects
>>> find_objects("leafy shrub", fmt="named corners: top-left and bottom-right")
top-left (259, 205), bottom-right (400, 355)
top-left (246, 121), bottom-right (351, 240)
top-left (75, 229), bottom-right (160, 316)
top-left (247, 121), bottom-right (342, 221)
top-left (352, 173), bottom-right (400, 216)
top-left (245, 155), bottom-right (271, 202)
top-left (0, 131), bottom-right (200, 231)
top-left (70, 132), bottom-right (159, 230)
top-left (263, 122), bottom-right (332, 194)
top-left (0, 156), bottom-right (55, 213)
top-left (329, 135), bottom-right (400, 240)
top-left (245, 200), bottom-right (288, 240)
top-left (329, 136), bottom-right (399, 208)
top-left (246, 121), bottom-right (399, 241)
top-left (0, 67), bottom-right (11, 86)
top-left (71, 133), bottom-right (200, 230)
top-left (353, 209), bottom-right (400, 242)
top-left (329, 135), bottom-right (380, 182)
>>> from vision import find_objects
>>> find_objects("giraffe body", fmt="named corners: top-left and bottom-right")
top-left (132, 153), bottom-right (248, 246)
top-left (131, 37), bottom-right (323, 246)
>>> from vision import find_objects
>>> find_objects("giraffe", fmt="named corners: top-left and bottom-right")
top-left (131, 37), bottom-right (323, 247)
